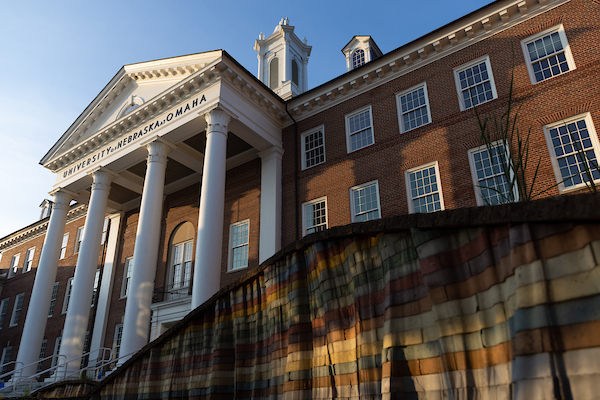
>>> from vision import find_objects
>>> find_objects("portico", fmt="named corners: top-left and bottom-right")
top-left (17, 52), bottom-right (287, 377)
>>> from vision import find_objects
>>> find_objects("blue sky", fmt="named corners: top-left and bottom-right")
top-left (0, 0), bottom-right (490, 238)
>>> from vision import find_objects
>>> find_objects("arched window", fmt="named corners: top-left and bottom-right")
top-left (269, 57), bottom-right (279, 89)
top-left (167, 222), bottom-right (195, 300)
top-left (352, 49), bottom-right (366, 69)
top-left (292, 59), bottom-right (299, 87)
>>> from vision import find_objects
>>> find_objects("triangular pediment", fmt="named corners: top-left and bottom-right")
top-left (41, 50), bottom-right (223, 166)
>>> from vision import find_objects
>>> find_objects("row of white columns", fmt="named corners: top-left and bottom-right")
top-left (15, 107), bottom-right (283, 377)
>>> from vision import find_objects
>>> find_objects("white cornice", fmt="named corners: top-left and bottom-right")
top-left (43, 56), bottom-right (286, 173)
top-left (286, 0), bottom-right (571, 124)
top-left (0, 204), bottom-right (87, 253)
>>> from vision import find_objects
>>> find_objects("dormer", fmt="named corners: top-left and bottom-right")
top-left (342, 36), bottom-right (383, 72)
top-left (39, 199), bottom-right (54, 220)
top-left (254, 18), bottom-right (312, 100)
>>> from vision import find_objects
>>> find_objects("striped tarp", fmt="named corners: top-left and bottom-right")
top-left (93, 221), bottom-right (600, 400)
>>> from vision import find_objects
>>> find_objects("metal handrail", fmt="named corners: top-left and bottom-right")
top-left (0, 361), bottom-right (24, 381)
top-left (10, 348), bottom-right (111, 392)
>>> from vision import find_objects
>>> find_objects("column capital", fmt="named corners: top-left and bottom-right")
top-left (90, 168), bottom-right (116, 193)
top-left (49, 189), bottom-right (75, 211)
top-left (258, 146), bottom-right (285, 161)
top-left (146, 140), bottom-right (173, 165)
top-left (205, 108), bottom-right (235, 137)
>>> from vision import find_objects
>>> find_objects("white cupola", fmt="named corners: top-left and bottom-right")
top-left (254, 18), bottom-right (312, 100)
top-left (341, 36), bottom-right (383, 72)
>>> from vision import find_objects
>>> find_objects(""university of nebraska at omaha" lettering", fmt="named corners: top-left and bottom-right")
top-left (63, 95), bottom-right (207, 178)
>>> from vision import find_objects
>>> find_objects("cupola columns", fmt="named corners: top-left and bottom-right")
top-left (14, 190), bottom-right (74, 380)
top-left (254, 18), bottom-right (311, 100)
top-left (119, 140), bottom-right (173, 364)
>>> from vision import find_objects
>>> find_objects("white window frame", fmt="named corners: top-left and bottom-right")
top-left (0, 298), bottom-right (9, 329)
top-left (345, 105), bottom-right (375, 153)
top-left (396, 82), bottom-right (432, 133)
top-left (91, 269), bottom-right (100, 307)
top-left (60, 233), bottom-right (69, 259)
top-left (48, 282), bottom-right (59, 317)
top-left (74, 226), bottom-right (84, 254)
top-left (468, 142), bottom-right (519, 206)
top-left (9, 293), bottom-right (25, 327)
top-left (302, 197), bottom-right (328, 236)
top-left (22, 247), bottom-right (35, 273)
top-left (101, 217), bottom-right (109, 244)
top-left (113, 324), bottom-right (123, 360)
top-left (51, 337), bottom-right (62, 368)
top-left (405, 161), bottom-right (445, 214)
top-left (543, 113), bottom-right (600, 193)
top-left (301, 125), bottom-right (326, 170)
top-left (168, 240), bottom-right (194, 299)
top-left (1, 346), bottom-right (12, 374)
top-left (62, 277), bottom-right (73, 314)
top-left (453, 55), bottom-right (498, 111)
top-left (350, 180), bottom-right (382, 223)
top-left (228, 220), bottom-right (250, 272)
top-left (352, 49), bottom-right (366, 69)
top-left (521, 25), bottom-right (576, 85)
top-left (121, 257), bottom-right (133, 298)
top-left (37, 339), bottom-right (48, 373)
top-left (8, 253), bottom-right (20, 278)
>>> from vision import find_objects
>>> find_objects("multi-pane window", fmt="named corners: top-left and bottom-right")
top-left (23, 247), bottom-right (35, 273)
top-left (454, 56), bottom-right (497, 110)
top-left (62, 278), bottom-right (73, 314)
top-left (80, 331), bottom-right (90, 369)
top-left (74, 227), bottom-right (84, 254)
top-left (91, 269), bottom-right (100, 307)
top-left (48, 282), bottom-right (59, 317)
top-left (101, 218), bottom-right (109, 244)
top-left (121, 257), bottom-right (133, 298)
top-left (229, 221), bottom-right (250, 271)
top-left (113, 324), bottom-right (123, 360)
top-left (346, 106), bottom-right (374, 153)
top-left (544, 114), bottom-right (600, 192)
top-left (171, 241), bottom-right (193, 296)
top-left (301, 126), bottom-right (326, 169)
top-left (1, 346), bottom-right (12, 374)
top-left (397, 83), bottom-right (431, 133)
top-left (468, 143), bottom-right (517, 205)
top-left (9, 293), bottom-right (25, 327)
top-left (8, 253), bottom-right (20, 278)
top-left (51, 337), bottom-right (62, 368)
top-left (37, 339), bottom-right (48, 373)
top-left (60, 233), bottom-right (69, 259)
top-left (302, 197), bottom-right (328, 236)
top-left (405, 162), bottom-right (445, 213)
top-left (350, 181), bottom-right (381, 222)
top-left (352, 49), bottom-right (365, 69)
top-left (522, 26), bottom-right (575, 84)
top-left (0, 298), bottom-right (9, 329)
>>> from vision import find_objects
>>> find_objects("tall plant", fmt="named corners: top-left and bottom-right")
top-left (474, 72), bottom-right (541, 203)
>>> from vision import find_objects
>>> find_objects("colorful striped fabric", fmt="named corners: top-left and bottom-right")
top-left (92, 221), bottom-right (600, 400)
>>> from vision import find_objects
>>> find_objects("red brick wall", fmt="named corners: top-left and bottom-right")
top-left (282, 0), bottom-right (600, 246)
top-left (0, 212), bottom-right (101, 373)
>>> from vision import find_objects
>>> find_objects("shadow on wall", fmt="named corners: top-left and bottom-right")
top-left (87, 193), bottom-right (600, 399)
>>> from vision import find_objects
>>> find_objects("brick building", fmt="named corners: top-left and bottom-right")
top-left (1, 0), bottom-right (598, 384)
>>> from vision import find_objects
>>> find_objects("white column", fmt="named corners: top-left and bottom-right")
top-left (14, 190), bottom-right (73, 379)
top-left (302, 57), bottom-right (309, 92)
top-left (191, 109), bottom-right (232, 310)
top-left (89, 212), bottom-right (123, 366)
top-left (119, 140), bottom-right (171, 363)
top-left (258, 146), bottom-right (284, 264)
top-left (59, 169), bottom-right (114, 375)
